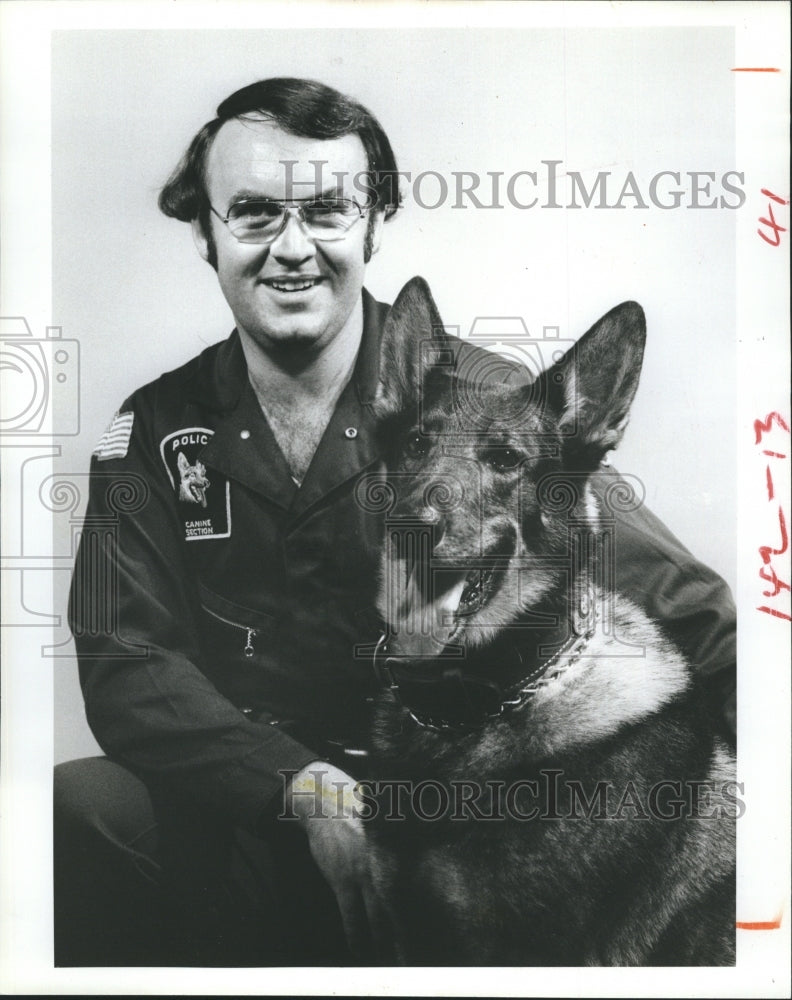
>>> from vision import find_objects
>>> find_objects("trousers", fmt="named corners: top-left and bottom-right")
top-left (53, 757), bottom-right (351, 967)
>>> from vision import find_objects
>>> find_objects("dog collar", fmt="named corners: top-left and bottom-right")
top-left (372, 619), bottom-right (596, 734)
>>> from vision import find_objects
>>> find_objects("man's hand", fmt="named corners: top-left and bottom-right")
top-left (286, 761), bottom-right (395, 963)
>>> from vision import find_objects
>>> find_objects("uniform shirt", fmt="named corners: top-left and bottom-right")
top-left (69, 289), bottom-right (736, 833)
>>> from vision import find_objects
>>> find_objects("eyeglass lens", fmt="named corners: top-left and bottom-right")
top-left (226, 199), bottom-right (362, 243)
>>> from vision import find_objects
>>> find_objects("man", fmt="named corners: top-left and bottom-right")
top-left (55, 77), bottom-right (736, 967)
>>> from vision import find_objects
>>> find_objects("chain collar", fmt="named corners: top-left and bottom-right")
top-left (372, 614), bottom-right (597, 734)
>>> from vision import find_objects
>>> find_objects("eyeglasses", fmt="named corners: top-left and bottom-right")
top-left (209, 197), bottom-right (368, 245)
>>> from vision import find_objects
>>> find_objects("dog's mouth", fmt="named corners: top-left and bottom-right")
top-left (383, 529), bottom-right (515, 659)
top-left (190, 483), bottom-right (208, 505)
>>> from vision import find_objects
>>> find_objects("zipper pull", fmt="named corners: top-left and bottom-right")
top-left (244, 629), bottom-right (256, 657)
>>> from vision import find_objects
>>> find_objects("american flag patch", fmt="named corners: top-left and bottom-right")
top-left (93, 411), bottom-right (134, 461)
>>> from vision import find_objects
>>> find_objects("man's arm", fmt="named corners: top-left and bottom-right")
top-left (70, 395), bottom-right (317, 831)
top-left (592, 466), bottom-right (737, 741)
top-left (284, 761), bottom-right (395, 962)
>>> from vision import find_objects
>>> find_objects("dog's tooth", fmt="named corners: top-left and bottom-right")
top-left (443, 577), bottom-right (470, 621)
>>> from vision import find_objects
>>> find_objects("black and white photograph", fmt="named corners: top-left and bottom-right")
top-left (0, 1), bottom-right (789, 995)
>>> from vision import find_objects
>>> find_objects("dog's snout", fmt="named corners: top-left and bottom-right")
top-left (419, 512), bottom-right (445, 548)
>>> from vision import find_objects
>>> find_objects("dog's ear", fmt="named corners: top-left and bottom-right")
top-left (374, 276), bottom-right (450, 421)
top-left (538, 301), bottom-right (646, 466)
top-left (177, 451), bottom-right (189, 474)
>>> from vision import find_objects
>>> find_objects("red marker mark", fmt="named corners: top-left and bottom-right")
top-left (731, 67), bottom-right (781, 72)
top-left (755, 412), bottom-right (790, 444)
top-left (754, 413), bottom-right (790, 621)
top-left (758, 606), bottom-right (792, 622)
top-left (758, 191), bottom-right (790, 246)
top-left (759, 564), bottom-right (790, 598)
top-left (758, 206), bottom-right (787, 245)
top-left (736, 915), bottom-right (783, 930)
top-left (762, 189), bottom-right (790, 204)
top-left (759, 506), bottom-right (789, 563)
top-left (766, 465), bottom-right (775, 500)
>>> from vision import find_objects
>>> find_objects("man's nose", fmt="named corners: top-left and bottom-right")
top-left (268, 209), bottom-right (317, 263)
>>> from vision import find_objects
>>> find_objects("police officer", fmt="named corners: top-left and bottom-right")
top-left (55, 77), bottom-right (736, 966)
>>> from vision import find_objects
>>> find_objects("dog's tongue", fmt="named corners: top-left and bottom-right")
top-left (392, 571), bottom-right (467, 658)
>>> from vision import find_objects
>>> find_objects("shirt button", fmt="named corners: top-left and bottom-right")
top-left (344, 426), bottom-right (358, 439)
top-left (240, 429), bottom-right (251, 440)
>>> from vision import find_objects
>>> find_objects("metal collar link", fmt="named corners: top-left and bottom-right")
top-left (372, 618), bottom-right (596, 734)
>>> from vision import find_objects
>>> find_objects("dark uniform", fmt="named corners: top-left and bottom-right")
top-left (55, 288), bottom-right (736, 965)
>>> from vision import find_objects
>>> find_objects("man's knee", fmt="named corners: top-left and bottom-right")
top-left (54, 758), bottom-right (167, 965)
top-left (54, 756), bottom-right (157, 856)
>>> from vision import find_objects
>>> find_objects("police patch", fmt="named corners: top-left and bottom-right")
top-left (160, 427), bottom-right (231, 541)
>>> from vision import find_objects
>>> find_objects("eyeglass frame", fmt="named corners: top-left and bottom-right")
top-left (207, 196), bottom-right (370, 245)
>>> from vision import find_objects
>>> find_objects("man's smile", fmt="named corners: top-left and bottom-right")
top-left (261, 275), bottom-right (325, 294)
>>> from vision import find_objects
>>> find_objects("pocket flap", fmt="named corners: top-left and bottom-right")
top-left (199, 583), bottom-right (277, 632)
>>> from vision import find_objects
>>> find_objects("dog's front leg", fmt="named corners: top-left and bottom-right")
top-left (364, 842), bottom-right (413, 965)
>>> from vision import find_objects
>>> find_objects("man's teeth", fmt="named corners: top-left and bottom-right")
top-left (268, 278), bottom-right (318, 292)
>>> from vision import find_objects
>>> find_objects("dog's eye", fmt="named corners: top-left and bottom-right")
top-left (405, 432), bottom-right (429, 459)
top-left (482, 447), bottom-right (522, 472)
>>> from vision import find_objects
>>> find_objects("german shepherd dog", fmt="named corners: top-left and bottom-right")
top-left (364, 277), bottom-right (736, 966)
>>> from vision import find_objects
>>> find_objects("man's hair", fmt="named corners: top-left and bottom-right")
top-left (158, 77), bottom-right (402, 266)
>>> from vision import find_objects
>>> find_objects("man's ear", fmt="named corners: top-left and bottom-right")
top-left (191, 217), bottom-right (211, 262)
top-left (537, 300), bottom-right (646, 468)
top-left (369, 210), bottom-right (385, 257)
top-left (373, 276), bottom-right (449, 422)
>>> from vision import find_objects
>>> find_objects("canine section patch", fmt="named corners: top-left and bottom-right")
top-left (94, 411), bottom-right (134, 461)
top-left (160, 427), bottom-right (231, 541)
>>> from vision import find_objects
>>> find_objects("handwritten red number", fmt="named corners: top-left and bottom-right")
top-left (759, 507), bottom-right (789, 563)
top-left (758, 190), bottom-right (789, 246)
top-left (755, 412), bottom-right (790, 622)
top-left (759, 564), bottom-right (790, 598)
top-left (754, 412), bottom-right (790, 444)
top-left (766, 465), bottom-right (774, 501)
top-left (758, 605), bottom-right (792, 622)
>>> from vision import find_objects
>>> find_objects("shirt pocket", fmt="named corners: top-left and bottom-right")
top-left (198, 583), bottom-right (277, 662)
